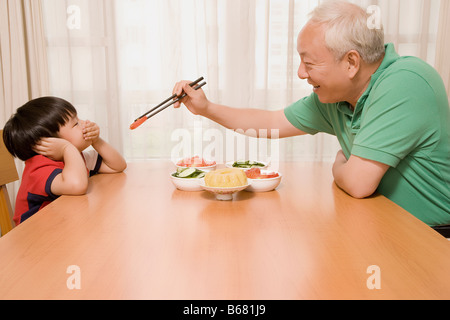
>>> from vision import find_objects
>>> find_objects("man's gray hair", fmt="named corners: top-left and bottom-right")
top-left (308, 0), bottom-right (385, 64)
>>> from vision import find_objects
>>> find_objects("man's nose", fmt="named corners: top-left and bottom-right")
top-left (298, 62), bottom-right (309, 79)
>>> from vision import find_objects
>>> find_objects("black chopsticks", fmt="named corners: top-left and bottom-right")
top-left (130, 77), bottom-right (206, 130)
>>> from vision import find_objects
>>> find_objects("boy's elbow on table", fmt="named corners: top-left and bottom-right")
top-left (107, 162), bottom-right (127, 173)
top-left (65, 179), bottom-right (89, 195)
top-left (117, 160), bottom-right (127, 172)
top-left (99, 159), bottom-right (127, 174)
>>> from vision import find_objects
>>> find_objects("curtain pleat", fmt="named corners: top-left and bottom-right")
top-left (0, 0), bottom-right (49, 125)
top-left (435, 0), bottom-right (450, 98)
top-left (0, 0), bottom-right (49, 210)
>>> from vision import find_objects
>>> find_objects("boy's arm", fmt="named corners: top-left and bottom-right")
top-left (34, 138), bottom-right (89, 195)
top-left (82, 120), bottom-right (127, 173)
top-left (91, 137), bottom-right (127, 173)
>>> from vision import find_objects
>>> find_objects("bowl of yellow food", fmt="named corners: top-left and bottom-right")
top-left (200, 168), bottom-right (250, 200)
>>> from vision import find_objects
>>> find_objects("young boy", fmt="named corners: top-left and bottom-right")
top-left (2, 96), bottom-right (127, 225)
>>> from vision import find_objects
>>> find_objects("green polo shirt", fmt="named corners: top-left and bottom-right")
top-left (284, 43), bottom-right (450, 226)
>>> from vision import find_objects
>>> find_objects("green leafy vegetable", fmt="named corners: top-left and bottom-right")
top-left (232, 160), bottom-right (265, 168)
top-left (172, 167), bottom-right (206, 179)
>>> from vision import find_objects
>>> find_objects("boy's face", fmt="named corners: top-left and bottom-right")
top-left (58, 114), bottom-right (91, 152)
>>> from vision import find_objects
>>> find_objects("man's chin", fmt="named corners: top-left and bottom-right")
top-left (315, 94), bottom-right (330, 104)
top-left (315, 93), bottom-right (339, 105)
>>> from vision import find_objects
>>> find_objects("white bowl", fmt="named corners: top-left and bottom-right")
top-left (245, 172), bottom-right (282, 192)
top-left (170, 174), bottom-right (204, 192)
top-left (225, 160), bottom-right (268, 171)
top-left (199, 180), bottom-right (250, 201)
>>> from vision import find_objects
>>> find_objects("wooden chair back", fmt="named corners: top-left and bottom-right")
top-left (0, 130), bottom-right (19, 236)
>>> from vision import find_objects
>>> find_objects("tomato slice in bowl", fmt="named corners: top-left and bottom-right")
top-left (245, 167), bottom-right (261, 179)
top-left (245, 167), bottom-right (279, 179)
top-left (260, 173), bottom-right (279, 179)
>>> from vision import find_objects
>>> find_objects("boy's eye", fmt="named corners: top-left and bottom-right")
top-left (73, 122), bottom-right (79, 127)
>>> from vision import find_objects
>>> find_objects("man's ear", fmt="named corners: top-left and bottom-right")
top-left (346, 50), bottom-right (361, 79)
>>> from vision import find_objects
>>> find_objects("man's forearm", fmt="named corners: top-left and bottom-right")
top-left (203, 103), bottom-right (300, 138)
top-left (332, 151), bottom-right (389, 199)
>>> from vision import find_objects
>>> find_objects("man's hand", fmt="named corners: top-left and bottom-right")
top-left (172, 80), bottom-right (210, 116)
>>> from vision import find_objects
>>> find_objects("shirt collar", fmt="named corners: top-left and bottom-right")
top-left (370, 43), bottom-right (399, 84)
top-left (337, 44), bottom-right (399, 132)
top-left (354, 43), bottom-right (400, 112)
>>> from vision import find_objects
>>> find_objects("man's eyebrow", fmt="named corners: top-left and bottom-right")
top-left (299, 51), bottom-right (311, 59)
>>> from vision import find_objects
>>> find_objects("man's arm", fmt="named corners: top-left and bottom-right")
top-left (204, 104), bottom-right (307, 139)
top-left (173, 81), bottom-right (307, 139)
top-left (332, 150), bottom-right (390, 199)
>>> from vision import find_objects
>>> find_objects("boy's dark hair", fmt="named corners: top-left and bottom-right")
top-left (2, 96), bottom-right (77, 161)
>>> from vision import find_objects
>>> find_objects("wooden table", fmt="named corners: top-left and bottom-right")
top-left (0, 161), bottom-right (449, 300)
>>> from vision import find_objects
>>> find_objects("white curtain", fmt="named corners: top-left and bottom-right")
top-left (0, 0), bottom-right (49, 123)
top-left (435, 0), bottom-right (450, 97)
top-left (0, 0), bottom-right (49, 210)
top-left (37, 0), bottom-right (446, 164)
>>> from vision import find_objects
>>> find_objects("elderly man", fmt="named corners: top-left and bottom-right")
top-left (172, 0), bottom-right (450, 228)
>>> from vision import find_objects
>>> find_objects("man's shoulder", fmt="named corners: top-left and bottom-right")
top-left (383, 55), bottom-right (438, 81)
top-left (373, 56), bottom-right (445, 99)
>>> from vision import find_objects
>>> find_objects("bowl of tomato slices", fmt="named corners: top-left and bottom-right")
top-left (176, 156), bottom-right (216, 171)
top-left (244, 167), bottom-right (282, 192)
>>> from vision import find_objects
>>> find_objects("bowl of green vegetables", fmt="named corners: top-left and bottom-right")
top-left (170, 167), bottom-right (206, 191)
top-left (225, 160), bottom-right (268, 170)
